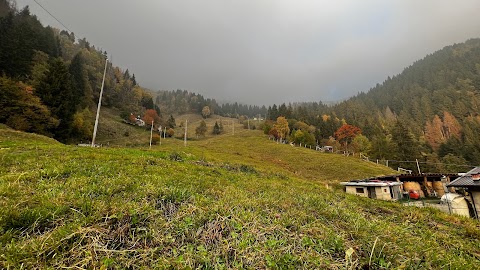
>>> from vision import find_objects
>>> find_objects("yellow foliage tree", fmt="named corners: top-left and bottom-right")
top-left (274, 116), bottom-right (290, 142)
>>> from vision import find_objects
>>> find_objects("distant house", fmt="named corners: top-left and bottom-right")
top-left (341, 181), bottom-right (403, 200)
top-left (135, 117), bottom-right (145, 127)
top-left (323, 146), bottom-right (334, 153)
top-left (447, 167), bottom-right (480, 220)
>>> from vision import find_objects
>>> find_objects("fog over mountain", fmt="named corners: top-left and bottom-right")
top-left (16, 0), bottom-right (480, 105)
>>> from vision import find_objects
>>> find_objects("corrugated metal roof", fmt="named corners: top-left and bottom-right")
top-left (447, 167), bottom-right (480, 187)
top-left (341, 181), bottom-right (402, 187)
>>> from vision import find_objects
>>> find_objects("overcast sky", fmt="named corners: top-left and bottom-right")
top-left (15, 0), bottom-right (480, 105)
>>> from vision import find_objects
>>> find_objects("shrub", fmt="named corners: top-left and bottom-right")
top-left (151, 134), bottom-right (160, 145)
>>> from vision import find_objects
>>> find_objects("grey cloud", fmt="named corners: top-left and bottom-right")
top-left (16, 0), bottom-right (480, 105)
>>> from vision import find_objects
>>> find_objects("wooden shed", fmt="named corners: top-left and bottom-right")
top-left (341, 181), bottom-right (403, 200)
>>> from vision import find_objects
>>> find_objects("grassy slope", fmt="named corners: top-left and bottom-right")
top-left (94, 108), bottom-right (153, 146)
top-left (1, 125), bottom-right (480, 269)
top-left (159, 129), bottom-right (394, 184)
top-left (93, 109), bottom-right (245, 146)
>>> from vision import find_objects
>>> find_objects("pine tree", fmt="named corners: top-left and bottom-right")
top-left (195, 120), bottom-right (207, 137)
top-left (132, 74), bottom-right (137, 86)
top-left (391, 120), bottom-right (421, 169)
top-left (166, 115), bottom-right (176, 129)
top-left (35, 58), bottom-right (75, 140)
top-left (69, 52), bottom-right (92, 109)
top-left (213, 121), bottom-right (221, 135)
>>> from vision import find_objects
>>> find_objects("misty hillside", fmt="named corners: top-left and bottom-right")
top-left (338, 38), bottom-right (480, 129)
top-left (266, 39), bottom-right (480, 172)
top-left (335, 39), bottom-right (480, 166)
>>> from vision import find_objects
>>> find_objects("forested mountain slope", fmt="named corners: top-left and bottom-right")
top-left (267, 39), bottom-right (480, 172)
top-left (0, 0), bottom-right (159, 142)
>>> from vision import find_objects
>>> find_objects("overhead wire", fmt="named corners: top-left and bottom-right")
top-left (32, 0), bottom-right (73, 33)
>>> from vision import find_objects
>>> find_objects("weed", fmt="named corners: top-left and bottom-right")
top-left (169, 152), bottom-right (183, 162)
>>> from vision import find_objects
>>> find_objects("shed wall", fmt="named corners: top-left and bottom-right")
top-left (472, 191), bottom-right (480, 219)
top-left (375, 186), bottom-right (393, 200)
top-left (345, 186), bottom-right (368, 198)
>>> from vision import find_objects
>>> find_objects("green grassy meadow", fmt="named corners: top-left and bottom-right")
top-left (1, 124), bottom-right (480, 269)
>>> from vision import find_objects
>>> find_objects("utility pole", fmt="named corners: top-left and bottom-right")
top-left (158, 125), bottom-right (162, 145)
top-left (91, 57), bottom-right (108, 147)
top-left (164, 127), bottom-right (166, 139)
top-left (232, 120), bottom-right (235, 135)
top-left (247, 117), bottom-right (250, 130)
top-left (184, 119), bottom-right (188, 147)
top-left (149, 120), bottom-right (154, 149)
top-left (416, 159), bottom-right (421, 174)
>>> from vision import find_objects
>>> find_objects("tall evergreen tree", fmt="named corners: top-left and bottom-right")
top-left (35, 58), bottom-right (75, 140)
top-left (195, 120), bottom-right (207, 137)
top-left (213, 121), bottom-right (221, 135)
top-left (391, 120), bottom-right (421, 170)
top-left (132, 74), bottom-right (137, 86)
top-left (69, 52), bottom-right (92, 109)
top-left (166, 115), bottom-right (176, 129)
top-left (0, 6), bottom-right (59, 78)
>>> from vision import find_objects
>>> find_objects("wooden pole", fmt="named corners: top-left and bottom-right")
top-left (184, 119), bottom-right (187, 147)
top-left (158, 125), bottom-right (162, 145)
top-left (149, 120), bottom-right (154, 149)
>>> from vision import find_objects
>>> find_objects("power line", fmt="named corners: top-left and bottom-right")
top-left (33, 0), bottom-right (73, 33)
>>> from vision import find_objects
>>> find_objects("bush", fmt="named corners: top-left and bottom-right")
top-left (169, 152), bottom-right (183, 161)
top-left (151, 134), bottom-right (160, 145)
top-left (120, 111), bottom-right (130, 120)
top-left (166, 128), bottom-right (175, 137)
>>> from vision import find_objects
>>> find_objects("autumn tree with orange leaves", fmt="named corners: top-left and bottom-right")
top-left (335, 124), bottom-right (361, 150)
top-left (143, 109), bottom-right (161, 127)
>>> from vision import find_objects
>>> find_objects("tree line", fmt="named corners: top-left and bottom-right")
top-left (0, 1), bottom-right (158, 142)
top-left (155, 90), bottom-right (267, 118)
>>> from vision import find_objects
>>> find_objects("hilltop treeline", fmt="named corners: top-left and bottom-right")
top-left (0, 0), bottom-right (158, 142)
top-left (267, 39), bottom-right (480, 172)
top-left (155, 89), bottom-right (267, 118)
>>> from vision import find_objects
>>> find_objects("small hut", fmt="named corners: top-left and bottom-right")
top-left (341, 181), bottom-right (403, 200)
